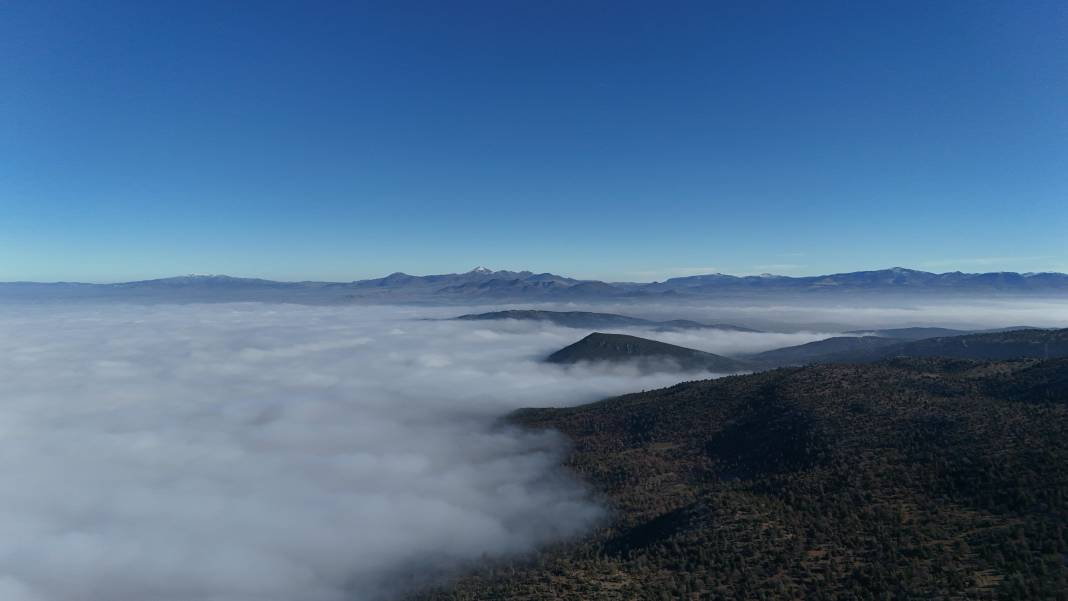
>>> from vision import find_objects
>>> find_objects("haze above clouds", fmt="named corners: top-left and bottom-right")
top-left (0, 298), bottom-right (1063, 601)
top-left (518, 298), bottom-right (1068, 332)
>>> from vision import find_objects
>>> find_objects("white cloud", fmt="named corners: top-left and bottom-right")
top-left (1, 297), bottom-right (1064, 601)
top-left (0, 302), bottom-right (741, 601)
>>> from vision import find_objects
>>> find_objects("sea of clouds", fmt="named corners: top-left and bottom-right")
top-left (0, 302), bottom-right (821, 601)
top-left (0, 299), bottom-right (1062, 601)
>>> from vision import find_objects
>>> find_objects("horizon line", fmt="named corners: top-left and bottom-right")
top-left (4, 265), bottom-right (1068, 286)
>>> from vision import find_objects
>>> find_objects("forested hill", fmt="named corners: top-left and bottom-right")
top-left (546, 333), bottom-right (747, 373)
top-left (874, 327), bottom-right (1068, 361)
top-left (416, 358), bottom-right (1068, 600)
top-left (750, 327), bottom-right (1068, 368)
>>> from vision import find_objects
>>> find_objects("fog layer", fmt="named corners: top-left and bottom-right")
top-left (0, 302), bottom-right (766, 601)
top-left (496, 297), bottom-right (1068, 332)
top-left (1, 298), bottom-right (1061, 600)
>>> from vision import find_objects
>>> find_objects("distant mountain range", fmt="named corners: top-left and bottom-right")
top-left (546, 333), bottom-right (747, 373)
top-left (4, 266), bottom-right (1068, 303)
top-left (456, 310), bottom-right (759, 332)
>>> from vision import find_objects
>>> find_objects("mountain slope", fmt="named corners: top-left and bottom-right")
top-left (748, 335), bottom-right (903, 367)
top-left (416, 358), bottom-right (1068, 600)
top-left (744, 327), bottom-right (1068, 368)
top-left (829, 327), bottom-right (1068, 363)
top-left (546, 333), bottom-right (747, 372)
top-left (841, 326), bottom-right (971, 339)
top-left (842, 325), bottom-right (1042, 340)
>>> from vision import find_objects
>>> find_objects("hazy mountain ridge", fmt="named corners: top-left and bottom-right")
top-left (455, 310), bottom-right (759, 332)
top-left (4, 267), bottom-right (1068, 303)
top-left (652, 267), bottom-right (1068, 293)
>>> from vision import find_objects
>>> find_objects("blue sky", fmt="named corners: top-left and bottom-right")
top-left (2, 1), bottom-right (1066, 282)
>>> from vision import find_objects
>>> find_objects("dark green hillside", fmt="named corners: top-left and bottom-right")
top-left (881, 327), bottom-right (1068, 361)
top-left (842, 326), bottom-right (1040, 340)
top-left (753, 328), bottom-right (1068, 367)
top-left (982, 358), bottom-right (1068, 403)
top-left (546, 333), bottom-right (747, 373)
top-left (749, 335), bottom-right (901, 367)
top-left (415, 358), bottom-right (1068, 600)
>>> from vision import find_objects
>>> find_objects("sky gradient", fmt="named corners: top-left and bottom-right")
top-left (3, 1), bottom-right (1066, 282)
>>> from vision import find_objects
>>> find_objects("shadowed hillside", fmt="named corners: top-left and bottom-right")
top-left (414, 358), bottom-right (1068, 600)
top-left (875, 327), bottom-right (1068, 361)
top-left (748, 335), bottom-right (902, 367)
top-left (750, 327), bottom-right (1068, 368)
top-left (841, 326), bottom-right (1040, 340)
top-left (546, 333), bottom-right (747, 373)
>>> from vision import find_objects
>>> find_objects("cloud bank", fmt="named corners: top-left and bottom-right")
top-left (0, 302), bottom-right (757, 601)
top-left (487, 297), bottom-right (1068, 332)
top-left (1, 297), bottom-right (1063, 600)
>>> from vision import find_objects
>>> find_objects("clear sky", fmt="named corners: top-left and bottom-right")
top-left (3, 1), bottom-right (1066, 282)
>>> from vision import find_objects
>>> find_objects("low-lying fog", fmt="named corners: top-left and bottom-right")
top-left (517, 297), bottom-right (1068, 332)
top-left (0, 298), bottom-right (1062, 601)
